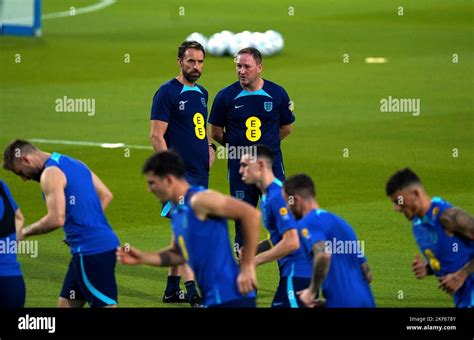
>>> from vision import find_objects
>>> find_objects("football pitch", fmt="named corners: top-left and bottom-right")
top-left (0, 0), bottom-right (472, 307)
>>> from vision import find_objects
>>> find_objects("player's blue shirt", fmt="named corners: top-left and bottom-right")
top-left (44, 153), bottom-right (119, 256)
top-left (171, 186), bottom-right (256, 306)
top-left (261, 179), bottom-right (312, 278)
top-left (0, 180), bottom-right (22, 277)
top-left (209, 79), bottom-right (295, 180)
top-left (412, 197), bottom-right (474, 307)
top-left (298, 209), bottom-right (375, 307)
top-left (151, 78), bottom-right (209, 179)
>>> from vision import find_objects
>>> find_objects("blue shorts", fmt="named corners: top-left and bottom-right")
top-left (454, 274), bottom-right (474, 308)
top-left (0, 275), bottom-right (25, 308)
top-left (161, 173), bottom-right (208, 218)
top-left (230, 166), bottom-right (285, 250)
top-left (60, 249), bottom-right (118, 308)
top-left (272, 276), bottom-right (311, 308)
top-left (208, 297), bottom-right (256, 308)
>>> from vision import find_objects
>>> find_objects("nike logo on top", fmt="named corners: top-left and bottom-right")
top-left (235, 105), bottom-right (245, 109)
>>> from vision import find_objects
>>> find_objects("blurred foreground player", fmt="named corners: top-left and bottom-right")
top-left (0, 180), bottom-right (25, 307)
top-left (239, 145), bottom-right (312, 307)
top-left (283, 174), bottom-right (375, 307)
top-left (3, 140), bottom-right (120, 308)
top-left (386, 168), bottom-right (474, 307)
top-left (117, 151), bottom-right (260, 307)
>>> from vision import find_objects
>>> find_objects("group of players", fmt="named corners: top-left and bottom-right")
top-left (0, 42), bottom-right (472, 308)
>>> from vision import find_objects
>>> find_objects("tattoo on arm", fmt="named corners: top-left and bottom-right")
top-left (310, 242), bottom-right (330, 294)
top-left (256, 239), bottom-right (272, 254)
top-left (441, 207), bottom-right (474, 240)
top-left (158, 248), bottom-right (185, 267)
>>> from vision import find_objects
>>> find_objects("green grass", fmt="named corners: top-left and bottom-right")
top-left (0, 0), bottom-right (472, 307)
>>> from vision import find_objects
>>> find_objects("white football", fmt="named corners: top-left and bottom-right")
top-left (264, 30), bottom-right (284, 54)
top-left (185, 32), bottom-right (208, 51)
top-left (207, 33), bottom-right (227, 56)
top-left (250, 32), bottom-right (275, 56)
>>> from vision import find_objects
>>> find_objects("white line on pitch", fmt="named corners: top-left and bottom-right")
top-left (30, 138), bottom-right (152, 150)
top-left (3, 0), bottom-right (116, 23)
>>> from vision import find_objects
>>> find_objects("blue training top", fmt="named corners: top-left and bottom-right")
top-left (171, 186), bottom-right (256, 306)
top-left (412, 197), bottom-right (474, 307)
top-left (44, 153), bottom-right (119, 255)
top-left (298, 209), bottom-right (375, 307)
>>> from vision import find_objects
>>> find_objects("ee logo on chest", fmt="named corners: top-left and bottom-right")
top-left (193, 113), bottom-right (206, 140)
top-left (245, 116), bottom-right (262, 142)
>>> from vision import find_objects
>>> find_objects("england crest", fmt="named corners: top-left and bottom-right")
top-left (264, 101), bottom-right (273, 112)
top-left (201, 97), bottom-right (206, 108)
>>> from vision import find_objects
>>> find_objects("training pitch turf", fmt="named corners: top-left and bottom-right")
top-left (0, 0), bottom-right (472, 307)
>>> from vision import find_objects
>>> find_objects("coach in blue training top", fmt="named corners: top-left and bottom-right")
top-left (209, 47), bottom-right (295, 256)
top-left (149, 41), bottom-right (214, 307)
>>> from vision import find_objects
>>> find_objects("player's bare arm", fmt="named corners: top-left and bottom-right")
top-left (19, 167), bottom-right (66, 240)
top-left (190, 190), bottom-right (260, 293)
top-left (439, 259), bottom-right (474, 295)
top-left (210, 125), bottom-right (225, 145)
top-left (440, 207), bottom-right (474, 240)
top-left (297, 241), bottom-right (330, 308)
top-left (254, 228), bottom-right (299, 266)
top-left (91, 171), bottom-right (113, 211)
top-left (279, 123), bottom-right (293, 140)
top-left (150, 120), bottom-right (169, 151)
top-left (117, 241), bottom-right (186, 267)
top-left (361, 262), bottom-right (373, 283)
top-left (15, 208), bottom-right (24, 240)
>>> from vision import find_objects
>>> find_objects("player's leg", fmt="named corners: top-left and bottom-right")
top-left (179, 173), bottom-right (207, 307)
top-left (0, 275), bottom-right (26, 307)
top-left (229, 179), bottom-right (260, 257)
top-left (75, 249), bottom-right (118, 308)
top-left (58, 258), bottom-right (87, 308)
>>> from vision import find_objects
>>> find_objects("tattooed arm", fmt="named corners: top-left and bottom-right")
top-left (440, 207), bottom-right (474, 240)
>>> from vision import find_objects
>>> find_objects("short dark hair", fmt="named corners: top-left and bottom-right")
top-left (385, 168), bottom-right (422, 196)
top-left (178, 41), bottom-right (206, 59)
top-left (255, 144), bottom-right (274, 164)
top-left (142, 150), bottom-right (185, 179)
top-left (284, 174), bottom-right (316, 200)
top-left (237, 47), bottom-right (262, 64)
top-left (3, 139), bottom-right (38, 171)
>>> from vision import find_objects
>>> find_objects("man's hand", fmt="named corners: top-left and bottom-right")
top-left (412, 253), bottom-right (428, 279)
top-left (17, 227), bottom-right (29, 241)
top-left (237, 264), bottom-right (258, 294)
top-left (297, 289), bottom-right (325, 308)
top-left (209, 145), bottom-right (216, 167)
top-left (438, 269), bottom-right (468, 295)
top-left (116, 245), bottom-right (143, 266)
